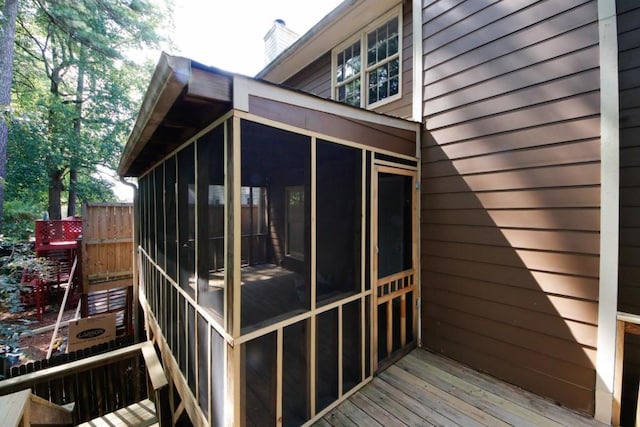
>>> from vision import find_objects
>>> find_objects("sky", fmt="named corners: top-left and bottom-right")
top-left (113, 0), bottom-right (343, 201)
top-left (169, 0), bottom-right (344, 76)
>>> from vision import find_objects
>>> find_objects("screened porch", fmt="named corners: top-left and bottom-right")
top-left (119, 53), bottom-right (420, 426)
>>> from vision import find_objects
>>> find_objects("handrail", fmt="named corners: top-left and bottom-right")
top-left (613, 311), bottom-right (640, 426)
top-left (140, 342), bottom-right (170, 426)
top-left (376, 268), bottom-right (415, 287)
top-left (0, 342), bottom-right (144, 396)
top-left (0, 341), bottom-right (170, 427)
top-left (617, 311), bottom-right (640, 325)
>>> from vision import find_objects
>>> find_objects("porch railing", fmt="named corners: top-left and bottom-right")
top-left (0, 341), bottom-right (169, 425)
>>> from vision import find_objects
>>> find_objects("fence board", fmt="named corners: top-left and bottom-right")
top-left (80, 203), bottom-right (134, 333)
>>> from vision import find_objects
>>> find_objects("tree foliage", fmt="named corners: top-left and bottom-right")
top-left (0, 0), bottom-right (19, 234)
top-left (3, 0), bottom-right (170, 228)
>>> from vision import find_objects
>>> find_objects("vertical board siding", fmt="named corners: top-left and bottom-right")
top-left (420, 0), bottom-right (600, 415)
top-left (283, 2), bottom-right (413, 120)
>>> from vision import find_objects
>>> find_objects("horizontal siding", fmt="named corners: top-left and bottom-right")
top-left (616, 5), bottom-right (640, 422)
top-left (618, 0), bottom-right (640, 316)
top-left (283, 52), bottom-right (332, 98)
top-left (420, 0), bottom-right (600, 415)
top-left (283, 2), bottom-right (413, 120)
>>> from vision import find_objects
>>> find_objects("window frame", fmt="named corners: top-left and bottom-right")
top-left (331, 6), bottom-right (403, 109)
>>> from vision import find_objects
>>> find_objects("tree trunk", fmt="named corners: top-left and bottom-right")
top-left (67, 168), bottom-right (77, 217)
top-left (48, 169), bottom-right (63, 220)
top-left (0, 0), bottom-right (19, 233)
top-left (68, 53), bottom-right (84, 217)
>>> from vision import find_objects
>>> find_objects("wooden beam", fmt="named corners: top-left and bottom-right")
top-left (140, 341), bottom-right (168, 391)
top-left (386, 301), bottom-right (393, 357)
top-left (400, 293), bottom-right (407, 347)
top-left (636, 383), bottom-right (640, 427)
top-left (119, 54), bottom-right (190, 176)
top-left (625, 323), bottom-right (640, 336)
top-left (613, 319), bottom-right (624, 426)
top-left (188, 68), bottom-right (232, 102)
top-left (276, 328), bottom-right (283, 426)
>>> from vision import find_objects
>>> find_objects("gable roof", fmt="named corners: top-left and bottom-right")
top-left (256, 0), bottom-right (401, 84)
top-left (117, 54), bottom-right (233, 176)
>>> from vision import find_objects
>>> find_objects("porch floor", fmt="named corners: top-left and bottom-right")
top-left (313, 349), bottom-right (607, 427)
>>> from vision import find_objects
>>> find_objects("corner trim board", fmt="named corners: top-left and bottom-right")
top-left (594, 0), bottom-right (620, 423)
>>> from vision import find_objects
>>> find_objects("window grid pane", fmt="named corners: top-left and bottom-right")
top-left (368, 58), bottom-right (400, 105)
top-left (365, 17), bottom-right (400, 105)
top-left (335, 40), bottom-right (361, 107)
top-left (334, 14), bottom-right (400, 107)
top-left (366, 18), bottom-right (398, 67)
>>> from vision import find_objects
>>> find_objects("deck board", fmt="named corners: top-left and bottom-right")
top-left (77, 398), bottom-right (157, 427)
top-left (313, 349), bottom-right (606, 427)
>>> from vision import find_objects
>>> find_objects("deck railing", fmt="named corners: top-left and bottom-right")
top-left (34, 219), bottom-right (83, 252)
top-left (0, 341), bottom-right (169, 425)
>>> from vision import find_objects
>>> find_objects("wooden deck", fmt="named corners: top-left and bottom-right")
top-left (314, 349), bottom-right (607, 427)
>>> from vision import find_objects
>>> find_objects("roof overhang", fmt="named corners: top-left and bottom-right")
top-left (119, 53), bottom-right (419, 178)
top-left (256, 0), bottom-right (401, 83)
top-left (118, 54), bottom-right (233, 176)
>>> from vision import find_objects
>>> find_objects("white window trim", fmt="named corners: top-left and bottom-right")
top-left (331, 5), bottom-right (403, 110)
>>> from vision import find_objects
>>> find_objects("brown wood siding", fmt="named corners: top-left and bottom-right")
top-left (617, 2), bottom-right (640, 421)
top-left (247, 95), bottom-right (416, 157)
top-left (420, 0), bottom-right (600, 415)
top-left (283, 52), bottom-right (332, 98)
top-left (618, 1), bottom-right (640, 315)
top-left (282, 2), bottom-right (413, 120)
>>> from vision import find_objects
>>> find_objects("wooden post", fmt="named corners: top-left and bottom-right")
top-left (613, 319), bottom-right (624, 426)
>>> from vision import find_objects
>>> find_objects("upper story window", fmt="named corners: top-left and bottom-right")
top-left (333, 8), bottom-right (402, 109)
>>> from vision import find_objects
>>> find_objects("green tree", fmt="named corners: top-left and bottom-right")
top-left (8, 0), bottom-right (168, 220)
top-left (0, 0), bottom-right (19, 233)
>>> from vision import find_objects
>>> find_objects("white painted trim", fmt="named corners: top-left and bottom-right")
top-left (412, 0), bottom-right (423, 123)
top-left (233, 75), bottom-right (249, 112)
top-left (595, 0), bottom-right (619, 423)
top-left (617, 311), bottom-right (640, 325)
top-left (330, 5), bottom-right (404, 109)
top-left (234, 110), bottom-right (418, 161)
top-left (241, 76), bottom-right (419, 131)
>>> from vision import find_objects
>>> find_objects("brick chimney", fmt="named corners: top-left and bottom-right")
top-left (264, 19), bottom-right (299, 64)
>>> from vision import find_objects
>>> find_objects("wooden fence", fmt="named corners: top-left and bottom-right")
top-left (80, 203), bottom-right (134, 332)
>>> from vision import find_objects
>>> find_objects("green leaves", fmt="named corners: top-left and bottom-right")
top-left (4, 0), bottom-right (169, 226)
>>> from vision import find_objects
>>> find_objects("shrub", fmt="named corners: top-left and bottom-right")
top-left (2, 200), bottom-right (40, 241)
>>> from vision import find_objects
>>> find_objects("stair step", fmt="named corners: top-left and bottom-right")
top-left (77, 398), bottom-right (158, 427)
top-left (0, 388), bottom-right (73, 427)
